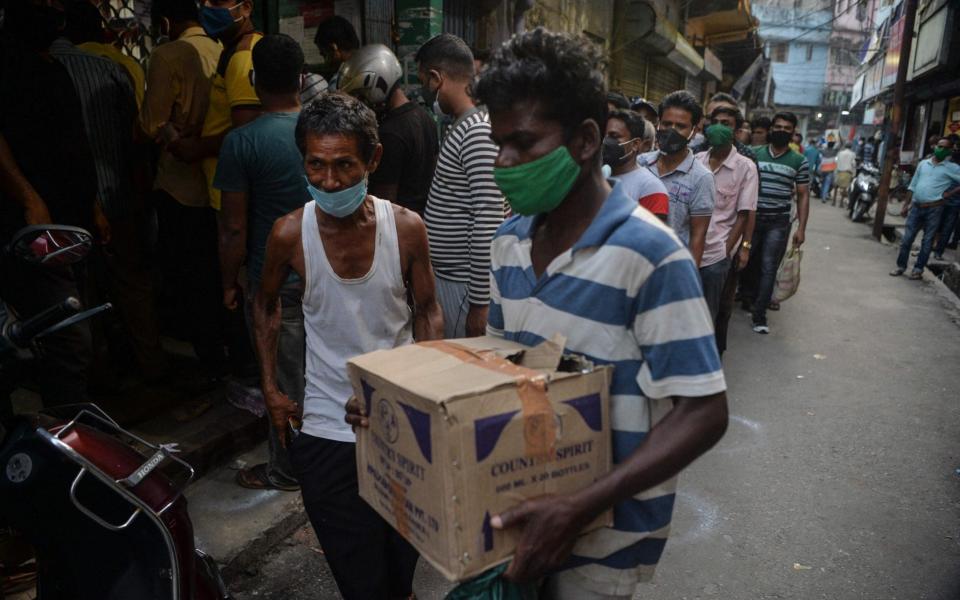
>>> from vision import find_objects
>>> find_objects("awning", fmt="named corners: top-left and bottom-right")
top-left (621, 0), bottom-right (705, 77)
top-left (686, 0), bottom-right (758, 45)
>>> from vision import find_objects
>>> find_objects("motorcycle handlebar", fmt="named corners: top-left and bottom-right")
top-left (9, 297), bottom-right (82, 347)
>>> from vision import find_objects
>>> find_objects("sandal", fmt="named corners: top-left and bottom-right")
top-left (235, 463), bottom-right (299, 492)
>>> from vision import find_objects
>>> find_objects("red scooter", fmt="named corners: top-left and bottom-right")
top-left (0, 225), bottom-right (231, 600)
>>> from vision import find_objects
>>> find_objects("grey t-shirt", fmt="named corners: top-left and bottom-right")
top-left (638, 149), bottom-right (715, 246)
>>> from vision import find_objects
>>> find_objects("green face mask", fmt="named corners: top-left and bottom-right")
top-left (934, 146), bottom-right (951, 161)
top-left (494, 146), bottom-right (581, 216)
top-left (705, 123), bottom-right (734, 147)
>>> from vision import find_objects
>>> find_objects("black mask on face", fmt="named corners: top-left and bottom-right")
top-left (602, 136), bottom-right (634, 166)
top-left (769, 130), bottom-right (792, 148)
top-left (828, 141), bottom-right (835, 149)
top-left (656, 128), bottom-right (690, 155)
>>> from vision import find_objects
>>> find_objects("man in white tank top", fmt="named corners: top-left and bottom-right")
top-left (252, 93), bottom-right (443, 599)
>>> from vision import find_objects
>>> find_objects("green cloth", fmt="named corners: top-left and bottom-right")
top-left (445, 564), bottom-right (538, 600)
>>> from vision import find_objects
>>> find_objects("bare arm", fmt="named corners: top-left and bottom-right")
top-left (494, 393), bottom-right (728, 582)
top-left (398, 209), bottom-right (443, 341)
top-left (254, 212), bottom-right (301, 445)
top-left (218, 190), bottom-right (248, 309)
top-left (793, 183), bottom-right (810, 247)
top-left (688, 215), bottom-right (711, 267)
top-left (0, 133), bottom-right (50, 224)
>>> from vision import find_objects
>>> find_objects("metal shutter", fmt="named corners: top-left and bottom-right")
top-left (364, 0), bottom-right (394, 47)
top-left (443, 0), bottom-right (477, 46)
top-left (646, 62), bottom-right (682, 103)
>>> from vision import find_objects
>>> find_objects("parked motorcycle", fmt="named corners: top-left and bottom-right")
top-left (0, 225), bottom-right (231, 600)
top-left (848, 162), bottom-right (880, 222)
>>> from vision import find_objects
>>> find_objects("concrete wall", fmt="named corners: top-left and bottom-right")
top-left (523, 0), bottom-right (615, 45)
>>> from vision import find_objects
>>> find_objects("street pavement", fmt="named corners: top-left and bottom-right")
top-left (231, 201), bottom-right (960, 600)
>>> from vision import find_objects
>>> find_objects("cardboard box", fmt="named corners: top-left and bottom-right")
top-left (347, 336), bottom-right (612, 582)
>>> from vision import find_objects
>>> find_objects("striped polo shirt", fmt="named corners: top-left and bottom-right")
top-left (424, 109), bottom-right (504, 305)
top-left (488, 183), bottom-right (727, 595)
top-left (753, 145), bottom-right (810, 214)
top-left (50, 38), bottom-right (137, 220)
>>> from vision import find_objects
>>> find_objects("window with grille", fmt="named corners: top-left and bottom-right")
top-left (770, 43), bottom-right (788, 63)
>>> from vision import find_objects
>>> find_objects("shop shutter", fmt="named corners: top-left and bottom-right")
top-left (685, 74), bottom-right (704, 105)
top-left (620, 49), bottom-right (649, 98)
top-left (646, 62), bottom-right (682, 103)
top-left (364, 0), bottom-right (394, 47)
top-left (443, 0), bottom-right (477, 46)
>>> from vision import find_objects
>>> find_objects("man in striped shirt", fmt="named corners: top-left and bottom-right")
top-left (417, 34), bottom-right (503, 338)
top-left (474, 28), bottom-right (728, 598)
top-left (742, 111), bottom-right (809, 334)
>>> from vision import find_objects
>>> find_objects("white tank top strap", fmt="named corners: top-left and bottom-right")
top-left (300, 200), bottom-right (321, 301)
top-left (373, 197), bottom-right (404, 289)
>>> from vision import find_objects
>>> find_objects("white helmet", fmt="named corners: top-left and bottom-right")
top-left (336, 44), bottom-right (403, 109)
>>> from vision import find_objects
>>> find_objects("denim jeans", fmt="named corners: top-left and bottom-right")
top-left (934, 201), bottom-right (960, 256)
top-left (748, 213), bottom-right (791, 325)
top-left (820, 171), bottom-right (834, 200)
top-left (897, 203), bottom-right (944, 273)
top-left (244, 280), bottom-right (305, 487)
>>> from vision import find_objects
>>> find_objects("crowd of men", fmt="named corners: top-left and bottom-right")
top-left (2, 2), bottom-right (831, 596)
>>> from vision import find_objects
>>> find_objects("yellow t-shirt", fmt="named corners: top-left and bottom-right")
top-left (201, 32), bottom-right (262, 209)
top-left (77, 41), bottom-right (146, 109)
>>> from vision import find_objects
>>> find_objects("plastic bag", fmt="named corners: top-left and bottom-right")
top-left (444, 564), bottom-right (538, 600)
top-left (773, 247), bottom-right (802, 302)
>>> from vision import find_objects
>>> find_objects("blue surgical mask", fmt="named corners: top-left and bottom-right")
top-left (200, 3), bottom-right (242, 38)
top-left (305, 175), bottom-right (368, 218)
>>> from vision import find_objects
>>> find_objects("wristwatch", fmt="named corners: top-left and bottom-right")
top-left (741, 241), bottom-right (752, 250)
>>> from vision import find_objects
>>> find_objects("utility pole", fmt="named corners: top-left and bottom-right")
top-left (873, 0), bottom-right (918, 240)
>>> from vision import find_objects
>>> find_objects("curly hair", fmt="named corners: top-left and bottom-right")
top-left (295, 92), bottom-right (379, 162)
top-left (473, 27), bottom-right (607, 136)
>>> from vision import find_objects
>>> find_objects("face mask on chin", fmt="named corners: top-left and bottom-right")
top-left (304, 175), bottom-right (369, 218)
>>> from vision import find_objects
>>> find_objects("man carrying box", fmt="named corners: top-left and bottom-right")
top-left (476, 29), bottom-right (728, 598)
top-left (350, 27), bottom-right (730, 598)
top-left (254, 92), bottom-right (443, 600)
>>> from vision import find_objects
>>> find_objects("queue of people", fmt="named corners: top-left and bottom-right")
top-left (2, 4), bottom-right (833, 596)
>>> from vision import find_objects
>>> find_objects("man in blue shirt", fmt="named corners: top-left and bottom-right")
top-left (215, 34), bottom-right (310, 491)
top-left (891, 137), bottom-right (960, 279)
top-left (474, 29), bottom-right (728, 598)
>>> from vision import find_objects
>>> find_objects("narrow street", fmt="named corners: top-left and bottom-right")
top-left (233, 201), bottom-right (960, 599)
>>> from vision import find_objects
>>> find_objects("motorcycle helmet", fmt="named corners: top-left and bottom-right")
top-left (336, 44), bottom-right (403, 110)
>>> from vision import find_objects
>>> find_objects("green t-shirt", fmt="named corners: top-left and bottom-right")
top-left (214, 111), bottom-right (310, 284)
top-left (752, 145), bottom-right (810, 214)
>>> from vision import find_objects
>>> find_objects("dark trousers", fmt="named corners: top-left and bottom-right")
top-left (715, 258), bottom-right (741, 356)
top-left (91, 214), bottom-right (166, 378)
top-left (699, 257), bottom-right (731, 323)
top-left (934, 201), bottom-right (960, 256)
top-left (741, 212), bottom-right (791, 325)
top-left (1, 260), bottom-right (92, 413)
top-left (290, 434), bottom-right (419, 600)
top-left (155, 190), bottom-right (227, 374)
top-left (897, 203), bottom-right (944, 273)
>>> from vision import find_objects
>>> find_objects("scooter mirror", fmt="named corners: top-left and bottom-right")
top-left (8, 225), bottom-right (93, 267)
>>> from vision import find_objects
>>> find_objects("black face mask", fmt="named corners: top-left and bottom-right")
top-left (656, 128), bottom-right (690, 155)
top-left (421, 83), bottom-right (438, 109)
top-left (952, 150), bottom-right (960, 163)
top-left (828, 141), bottom-right (835, 149)
top-left (602, 137), bottom-right (634, 166)
top-left (769, 130), bottom-right (792, 148)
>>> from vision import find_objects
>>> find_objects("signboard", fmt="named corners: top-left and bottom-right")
top-left (945, 97), bottom-right (960, 135)
top-left (850, 73), bottom-right (865, 108)
top-left (882, 15), bottom-right (904, 89)
top-left (863, 107), bottom-right (875, 125)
